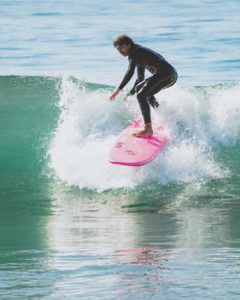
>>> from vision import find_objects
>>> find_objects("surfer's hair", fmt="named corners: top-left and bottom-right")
top-left (113, 34), bottom-right (134, 47)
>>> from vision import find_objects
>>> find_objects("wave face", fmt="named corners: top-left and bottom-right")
top-left (48, 77), bottom-right (240, 191)
top-left (0, 76), bottom-right (60, 194)
top-left (1, 76), bottom-right (240, 191)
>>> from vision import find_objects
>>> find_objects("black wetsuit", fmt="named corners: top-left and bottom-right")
top-left (118, 44), bottom-right (178, 124)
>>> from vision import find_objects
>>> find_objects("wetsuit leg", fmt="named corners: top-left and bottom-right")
top-left (135, 72), bottom-right (177, 124)
top-left (134, 79), bottom-right (157, 118)
top-left (147, 95), bottom-right (159, 108)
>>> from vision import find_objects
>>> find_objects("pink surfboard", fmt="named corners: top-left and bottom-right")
top-left (109, 120), bottom-right (168, 166)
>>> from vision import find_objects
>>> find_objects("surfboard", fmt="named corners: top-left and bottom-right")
top-left (109, 120), bottom-right (168, 166)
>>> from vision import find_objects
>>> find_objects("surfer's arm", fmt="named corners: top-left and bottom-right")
top-left (109, 87), bottom-right (122, 101)
top-left (118, 58), bottom-right (136, 90)
top-left (109, 58), bottom-right (135, 101)
top-left (129, 66), bottom-right (145, 95)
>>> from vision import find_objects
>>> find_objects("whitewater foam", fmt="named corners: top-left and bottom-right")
top-left (208, 83), bottom-right (240, 145)
top-left (49, 77), bottom-right (239, 190)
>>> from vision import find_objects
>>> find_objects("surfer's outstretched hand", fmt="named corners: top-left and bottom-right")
top-left (109, 88), bottom-right (121, 101)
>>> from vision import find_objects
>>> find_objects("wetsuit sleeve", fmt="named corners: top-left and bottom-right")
top-left (118, 58), bottom-right (136, 90)
top-left (129, 66), bottom-right (145, 95)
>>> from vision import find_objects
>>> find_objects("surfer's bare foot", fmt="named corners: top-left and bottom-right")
top-left (133, 123), bottom-right (153, 137)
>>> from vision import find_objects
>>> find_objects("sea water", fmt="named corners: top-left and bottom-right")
top-left (0, 1), bottom-right (240, 299)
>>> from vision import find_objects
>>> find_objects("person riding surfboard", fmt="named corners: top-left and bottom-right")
top-left (109, 34), bottom-right (178, 137)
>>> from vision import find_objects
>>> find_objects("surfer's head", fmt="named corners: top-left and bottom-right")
top-left (113, 34), bottom-right (134, 56)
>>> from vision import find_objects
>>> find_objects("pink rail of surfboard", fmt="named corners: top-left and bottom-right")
top-left (109, 120), bottom-right (168, 166)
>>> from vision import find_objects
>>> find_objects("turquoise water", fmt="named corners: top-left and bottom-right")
top-left (1, 1), bottom-right (240, 299)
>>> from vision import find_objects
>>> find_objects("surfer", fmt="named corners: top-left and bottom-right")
top-left (109, 34), bottom-right (178, 137)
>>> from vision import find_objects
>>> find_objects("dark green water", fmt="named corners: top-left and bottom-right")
top-left (1, 76), bottom-right (240, 299)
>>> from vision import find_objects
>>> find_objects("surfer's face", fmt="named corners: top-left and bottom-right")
top-left (116, 44), bottom-right (131, 56)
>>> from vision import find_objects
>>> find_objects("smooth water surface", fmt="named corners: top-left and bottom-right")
top-left (0, 0), bottom-right (239, 86)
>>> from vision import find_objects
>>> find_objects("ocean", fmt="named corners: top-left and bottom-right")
top-left (1, 1), bottom-right (240, 299)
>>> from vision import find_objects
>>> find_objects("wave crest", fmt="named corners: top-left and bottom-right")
top-left (49, 77), bottom-right (240, 190)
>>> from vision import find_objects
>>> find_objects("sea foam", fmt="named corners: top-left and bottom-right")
top-left (49, 77), bottom-right (240, 190)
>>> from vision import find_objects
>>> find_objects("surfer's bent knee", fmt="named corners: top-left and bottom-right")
top-left (171, 70), bottom-right (178, 86)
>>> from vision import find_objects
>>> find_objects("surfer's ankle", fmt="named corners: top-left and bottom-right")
top-left (145, 123), bottom-right (153, 135)
top-left (133, 123), bottom-right (153, 137)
